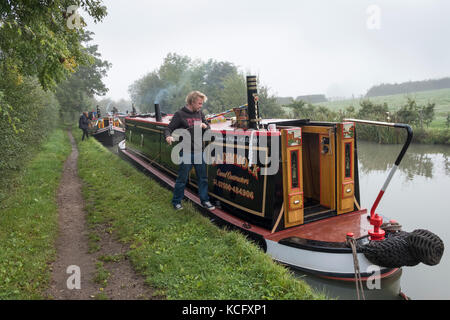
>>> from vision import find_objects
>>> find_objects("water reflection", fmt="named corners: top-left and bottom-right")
top-left (357, 141), bottom-right (450, 179)
top-left (292, 269), bottom-right (404, 300)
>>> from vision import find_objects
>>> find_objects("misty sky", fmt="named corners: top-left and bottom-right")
top-left (82, 0), bottom-right (450, 101)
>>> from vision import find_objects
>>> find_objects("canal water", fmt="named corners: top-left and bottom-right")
top-left (294, 141), bottom-right (450, 300)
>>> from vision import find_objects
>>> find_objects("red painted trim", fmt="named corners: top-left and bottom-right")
top-left (319, 134), bottom-right (323, 205)
top-left (125, 117), bottom-right (169, 126)
top-left (288, 149), bottom-right (301, 191)
top-left (344, 141), bottom-right (353, 181)
top-left (210, 129), bottom-right (281, 136)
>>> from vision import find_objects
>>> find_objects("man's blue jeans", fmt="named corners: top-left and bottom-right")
top-left (172, 153), bottom-right (209, 206)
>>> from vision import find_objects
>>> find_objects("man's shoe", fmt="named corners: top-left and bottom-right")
top-left (173, 203), bottom-right (183, 211)
top-left (202, 201), bottom-right (215, 211)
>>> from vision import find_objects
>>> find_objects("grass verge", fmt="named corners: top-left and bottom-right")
top-left (74, 129), bottom-right (326, 300)
top-left (0, 128), bottom-right (71, 299)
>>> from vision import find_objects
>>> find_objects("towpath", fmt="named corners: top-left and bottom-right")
top-left (46, 130), bottom-right (154, 300)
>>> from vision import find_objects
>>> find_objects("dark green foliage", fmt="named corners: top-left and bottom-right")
top-left (395, 98), bottom-right (435, 129)
top-left (1, 2), bottom-right (110, 176)
top-left (286, 100), bottom-right (339, 121)
top-left (0, 0), bottom-right (107, 90)
top-left (0, 76), bottom-right (60, 177)
top-left (55, 31), bottom-right (111, 114)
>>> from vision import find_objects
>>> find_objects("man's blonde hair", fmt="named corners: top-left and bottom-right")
top-left (186, 91), bottom-right (207, 106)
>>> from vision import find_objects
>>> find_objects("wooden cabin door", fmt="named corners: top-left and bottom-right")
top-left (337, 122), bottom-right (356, 214)
top-left (281, 128), bottom-right (304, 227)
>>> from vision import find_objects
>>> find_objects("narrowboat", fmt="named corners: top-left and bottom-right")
top-left (91, 115), bottom-right (126, 147)
top-left (118, 76), bottom-right (444, 283)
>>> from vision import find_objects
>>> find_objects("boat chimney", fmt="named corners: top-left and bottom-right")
top-left (246, 75), bottom-right (260, 130)
top-left (154, 103), bottom-right (162, 122)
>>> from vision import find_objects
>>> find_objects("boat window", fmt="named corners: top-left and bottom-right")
top-left (291, 150), bottom-right (299, 189)
top-left (345, 142), bottom-right (352, 178)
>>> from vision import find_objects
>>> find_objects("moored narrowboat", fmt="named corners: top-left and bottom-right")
top-left (118, 76), bottom-right (444, 282)
top-left (91, 115), bottom-right (126, 147)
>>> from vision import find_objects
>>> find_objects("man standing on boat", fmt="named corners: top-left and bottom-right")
top-left (164, 91), bottom-right (215, 212)
top-left (79, 111), bottom-right (90, 141)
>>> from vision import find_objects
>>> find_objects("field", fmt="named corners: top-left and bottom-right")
top-left (316, 88), bottom-right (450, 128)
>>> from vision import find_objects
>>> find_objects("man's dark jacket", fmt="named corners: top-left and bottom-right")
top-left (164, 106), bottom-right (210, 152)
top-left (79, 113), bottom-right (89, 130)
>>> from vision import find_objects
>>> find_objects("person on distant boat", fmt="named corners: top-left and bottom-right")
top-left (164, 91), bottom-right (215, 212)
top-left (79, 111), bottom-right (90, 141)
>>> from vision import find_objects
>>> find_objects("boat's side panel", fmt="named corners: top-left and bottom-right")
top-left (126, 119), bottom-right (178, 175)
top-left (207, 132), bottom-right (282, 229)
top-left (125, 118), bottom-right (282, 229)
top-left (265, 239), bottom-right (394, 279)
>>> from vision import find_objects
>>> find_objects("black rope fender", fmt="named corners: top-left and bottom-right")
top-left (359, 227), bottom-right (444, 269)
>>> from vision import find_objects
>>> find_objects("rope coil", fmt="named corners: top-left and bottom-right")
top-left (346, 234), bottom-right (365, 300)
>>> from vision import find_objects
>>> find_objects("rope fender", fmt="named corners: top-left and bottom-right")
top-left (359, 228), bottom-right (444, 269)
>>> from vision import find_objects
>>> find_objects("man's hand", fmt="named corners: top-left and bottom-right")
top-left (166, 136), bottom-right (174, 145)
top-left (194, 121), bottom-right (208, 130)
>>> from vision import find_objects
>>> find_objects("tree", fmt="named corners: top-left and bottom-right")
top-left (0, 0), bottom-right (107, 91)
top-left (421, 102), bottom-right (435, 128)
top-left (217, 73), bottom-right (247, 111)
top-left (394, 98), bottom-right (435, 129)
top-left (55, 31), bottom-right (111, 114)
top-left (257, 84), bottom-right (287, 119)
top-left (357, 100), bottom-right (390, 121)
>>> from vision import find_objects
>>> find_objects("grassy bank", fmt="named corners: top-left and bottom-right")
top-left (74, 131), bottom-right (325, 300)
top-left (0, 129), bottom-right (71, 299)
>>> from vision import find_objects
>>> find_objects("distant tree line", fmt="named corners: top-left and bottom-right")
top-left (366, 78), bottom-right (450, 97)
